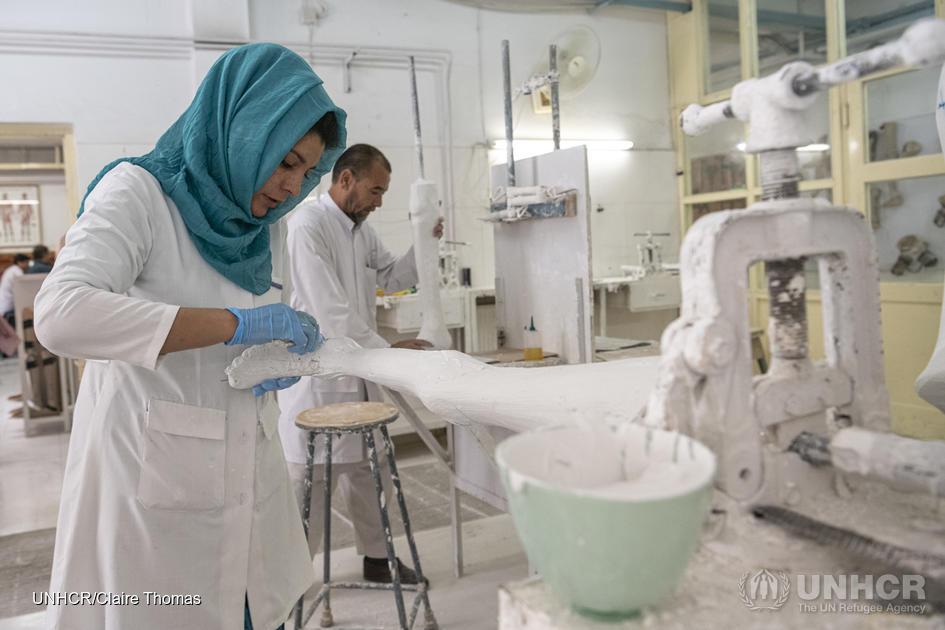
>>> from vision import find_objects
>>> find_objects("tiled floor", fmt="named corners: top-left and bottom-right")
top-left (0, 358), bottom-right (69, 539)
top-left (0, 357), bottom-right (526, 628)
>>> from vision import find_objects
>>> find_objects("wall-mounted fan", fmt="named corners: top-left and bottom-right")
top-left (528, 25), bottom-right (601, 112)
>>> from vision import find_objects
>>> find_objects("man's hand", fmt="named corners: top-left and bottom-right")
top-left (392, 338), bottom-right (433, 350)
top-left (432, 217), bottom-right (444, 239)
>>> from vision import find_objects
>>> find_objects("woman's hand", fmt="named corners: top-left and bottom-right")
top-left (226, 304), bottom-right (322, 354)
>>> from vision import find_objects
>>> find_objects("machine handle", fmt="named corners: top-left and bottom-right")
top-left (681, 18), bottom-right (945, 136)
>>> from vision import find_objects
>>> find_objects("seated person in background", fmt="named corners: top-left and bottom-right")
top-left (0, 253), bottom-right (29, 327)
top-left (27, 244), bottom-right (55, 274)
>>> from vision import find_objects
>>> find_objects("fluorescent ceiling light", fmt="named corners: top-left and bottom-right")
top-left (736, 141), bottom-right (829, 153)
top-left (491, 139), bottom-right (634, 152)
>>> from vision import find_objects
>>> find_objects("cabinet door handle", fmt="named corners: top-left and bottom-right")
top-left (650, 292), bottom-right (666, 298)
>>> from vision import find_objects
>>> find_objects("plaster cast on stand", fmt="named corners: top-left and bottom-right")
top-left (410, 180), bottom-right (451, 349)
top-left (407, 55), bottom-right (451, 349)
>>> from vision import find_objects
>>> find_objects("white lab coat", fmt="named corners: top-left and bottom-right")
top-left (0, 263), bottom-right (23, 315)
top-left (33, 163), bottom-right (312, 630)
top-left (277, 193), bottom-right (417, 465)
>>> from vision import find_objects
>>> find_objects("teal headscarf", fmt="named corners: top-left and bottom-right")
top-left (79, 43), bottom-right (347, 295)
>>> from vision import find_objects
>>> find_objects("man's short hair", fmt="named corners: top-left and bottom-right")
top-left (331, 144), bottom-right (391, 183)
top-left (32, 245), bottom-right (49, 261)
top-left (13, 253), bottom-right (29, 264)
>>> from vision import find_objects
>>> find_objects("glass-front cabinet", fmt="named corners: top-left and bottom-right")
top-left (756, 0), bottom-right (828, 75)
top-left (685, 117), bottom-right (747, 195)
top-left (844, 1), bottom-right (935, 56)
top-left (680, 0), bottom-right (945, 287)
top-left (864, 65), bottom-right (943, 164)
top-left (687, 197), bottom-right (746, 223)
top-left (868, 174), bottom-right (945, 283)
top-left (705, 0), bottom-right (742, 94)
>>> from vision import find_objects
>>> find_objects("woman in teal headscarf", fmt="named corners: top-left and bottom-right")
top-left (34, 43), bottom-right (346, 630)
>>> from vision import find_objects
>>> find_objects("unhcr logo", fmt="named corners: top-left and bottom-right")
top-left (738, 569), bottom-right (791, 611)
top-left (739, 569), bottom-right (929, 614)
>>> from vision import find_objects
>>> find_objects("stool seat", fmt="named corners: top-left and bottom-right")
top-left (295, 401), bottom-right (399, 432)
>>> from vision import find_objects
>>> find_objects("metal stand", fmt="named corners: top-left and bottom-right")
top-left (380, 387), bottom-right (462, 578)
top-left (294, 404), bottom-right (438, 630)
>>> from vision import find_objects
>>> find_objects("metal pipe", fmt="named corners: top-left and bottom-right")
top-left (549, 44), bottom-right (560, 151)
top-left (408, 55), bottom-right (425, 179)
top-left (343, 50), bottom-right (357, 93)
top-left (501, 39), bottom-right (515, 186)
top-left (600, 0), bottom-right (692, 12)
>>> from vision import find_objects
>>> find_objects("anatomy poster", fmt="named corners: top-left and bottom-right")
top-left (0, 185), bottom-right (41, 248)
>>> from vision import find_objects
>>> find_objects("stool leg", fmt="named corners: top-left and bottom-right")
top-left (295, 430), bottom-right (317, 629)
top-left (320, 434), bottom-right (334, 628)
top-left (380, 425), bottom-right (438, 630)
top-left (365, 430), bottom-right (408, 630)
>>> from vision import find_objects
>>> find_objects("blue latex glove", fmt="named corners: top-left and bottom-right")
top-left (225, 304), bottom-right (322, 355)
top-left (253, 376), bottom-right (300, 397)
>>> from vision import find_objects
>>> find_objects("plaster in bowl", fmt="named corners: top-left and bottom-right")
top-left (496, 424), bottom-right (716, 618)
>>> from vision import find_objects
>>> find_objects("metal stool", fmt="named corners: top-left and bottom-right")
top-left (293, 402), bottom-right (437, 630)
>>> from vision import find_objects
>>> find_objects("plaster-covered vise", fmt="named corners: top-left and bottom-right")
top-left (226, 338), bottom-right (661, 433)
top-left (652, 18), bottom-right (945, 512)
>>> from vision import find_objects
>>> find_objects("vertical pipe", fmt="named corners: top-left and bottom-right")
top-left (409, 56), bottom-right (425, 179)
top-left (549, 44), bottom-right (561, 151)
top-left (501, 40), bottom-right (516, 186)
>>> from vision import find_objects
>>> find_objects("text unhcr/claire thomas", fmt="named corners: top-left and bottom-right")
top-left (33, 592), bottom-right (202, 606)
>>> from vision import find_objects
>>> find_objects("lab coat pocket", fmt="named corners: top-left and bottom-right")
top-left (138, 399), bottom-right (227, 511)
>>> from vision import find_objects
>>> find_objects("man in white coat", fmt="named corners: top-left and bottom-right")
top-left (279, 144), bottom-right (443, 586)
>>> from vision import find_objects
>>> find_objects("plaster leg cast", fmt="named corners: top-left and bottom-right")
top-left (410, 179), bottom-right (452, 349)
top-left (226, 339), bottom-right (661, 432)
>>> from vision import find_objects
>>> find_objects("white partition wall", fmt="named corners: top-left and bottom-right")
top-left (452, 146), bottom-right (595, 528)
top-left (489, 145), bottom-right (594, 363)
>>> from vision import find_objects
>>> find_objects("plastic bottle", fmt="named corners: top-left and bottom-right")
top-left (523, 316), bottom-right (544, 361)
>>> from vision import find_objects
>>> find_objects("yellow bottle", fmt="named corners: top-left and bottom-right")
top-left (523, 317), bottom-right (544, 361)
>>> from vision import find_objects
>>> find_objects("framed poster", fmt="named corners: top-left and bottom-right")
top-left (0, 184), bottom-right (41, 249)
